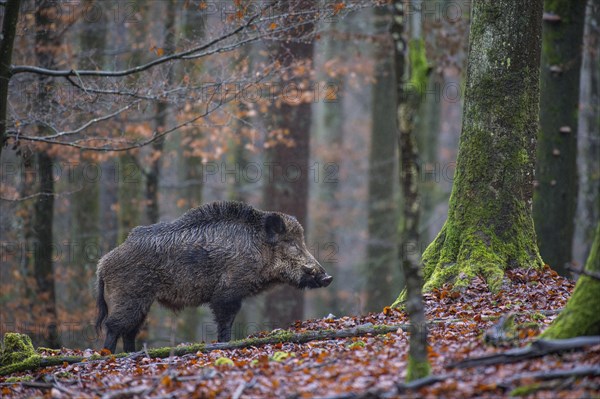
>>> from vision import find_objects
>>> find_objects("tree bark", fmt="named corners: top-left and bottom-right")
top-left (540, 222), bottom-right (600, 338)
top-left (365, 8), bottom-right (399, 312)
top-left (421, 0), bottom-right (545, 292)
top-left (391, 0), bottom-right (430, 382)
top-left (176, 0), bottom-right (207, 343)
top-left (70, 0), bottom-right (105, 304)
top-left (312, 23), bottom-right (345, 316)
top-left (0, 0), bottom-right (21, 161)
top-left (32, 0), bottom-right (62, 349)
top-left (145, 0), bottom-right (177, 225)
top-left (263, 1), bottom-right (313, 329)
top-left (534, 0), bottom-right (587, 275)
top-left (32, 152), bottom-right (60, 348)
top-left (573, 1), bottom-right (600, 268)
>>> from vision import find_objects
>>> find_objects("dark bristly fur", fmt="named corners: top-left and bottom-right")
top-left (95, 201), bottom-right (332, 353)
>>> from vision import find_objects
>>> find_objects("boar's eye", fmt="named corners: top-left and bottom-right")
top-left (302, 265), bottom-right (315, 275)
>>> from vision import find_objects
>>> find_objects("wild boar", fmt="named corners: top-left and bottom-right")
top-left (95, 201), bottom-right (332, 353)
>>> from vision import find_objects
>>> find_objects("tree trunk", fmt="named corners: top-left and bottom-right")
top-left (71, 0), bottom-right (105, 305)
top-left (534, 0), bottom-right (587, 275)
top-left (0, 0), bottom-right (21, 161)
top-left (117, 154), bottom-right (142, 244)
top-left (391, 0), bottom-right (430, 381)
top-left (145, 0), bottom-right (176, 225)
top-left (540, 222), bottom-right (600, 338)
top-left (176, 0), bottom-right (207, 342)
top-left (311, 20), bottom-right (345, 316)
top-left (365, 8), bottom-right (399, 312)
top-left (32, 0), bottom-right (62, 349)
top-left (263, 2), bottom-right (313, 327)
top-left (573, 1), bottom-right (600, 268)
top-left (32, 152), bottom-right (60, 348)
top-left (422, 0), bottom-right (545, 292)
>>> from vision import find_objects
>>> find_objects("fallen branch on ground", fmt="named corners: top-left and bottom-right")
top-left (0, 323), bottom-right (408, 376)
top-left (499, 366), bottom-right (600, 388)
top-left (449, 336), bottom-right (600, 368)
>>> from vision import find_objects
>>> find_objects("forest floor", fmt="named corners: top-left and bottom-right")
top-left (1, 266), bottom-right (599, 398)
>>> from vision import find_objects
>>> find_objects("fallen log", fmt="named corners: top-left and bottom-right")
top-left (0, 323), bottom-right (408, 376)
top-left (449, 336), bottom-right (600, 368)
top-left (500, 365), bottom-right (600, 388)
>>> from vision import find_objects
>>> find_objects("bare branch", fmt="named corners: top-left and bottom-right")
top-left (10, 3), bottom-right (275, 78)
top-left (35, 101), bottom-right (141, 140)
top-left (0, 187), bottom-right (84, 202)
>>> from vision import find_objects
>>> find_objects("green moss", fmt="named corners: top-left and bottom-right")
top-left (510, 383), bottom-right (542, 396)
top-left (347, 340), bottom-right (366, 350)
top-left (391, 289), bottom-right (407, 309)
top-left (420, 69), bottom-right (543, 292)
top-left (541, 224), bottom-right (600, 338)
top-left (532, 312), bottom-right (545, 321)
top-left (4, 375), bottom-right (34, 383)
top-left (146, 343), bottom-right (205, 358)
top-left (36, 347), bottom-right (61, 355)
top-left (0, 333), bottom-right (36, 365)
top-left (214, 357), bottom-right (234, 367)
top-left (0, 354), bottom-right (41, 376)
top-left (372, 325), bottom-right (390, 333)
top-left (54, 370), bottom-right (75, 379)
top-left (408, 38), bottom-right (429, 96)
top-left (540, 276), bottom-right (600, 338)
top-left (518, 322), bottom-right (541, 330)
top-left (405, 354), bottom-right (430, 382)
top-left (267, 330), bottom-right (295, 342)
top-left (271, 351), bottom-right (295, 361)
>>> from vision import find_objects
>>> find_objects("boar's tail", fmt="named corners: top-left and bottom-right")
top-left (95, 276), bottom-right (108, 336)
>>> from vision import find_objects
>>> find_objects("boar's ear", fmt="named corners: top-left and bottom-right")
top-left (265, 213), bottom-right (286, 244)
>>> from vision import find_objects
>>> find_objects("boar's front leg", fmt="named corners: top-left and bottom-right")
top-left (103, 329), bottom-right (119, 354)
top-left (210, 298), bottom-right (242, 342)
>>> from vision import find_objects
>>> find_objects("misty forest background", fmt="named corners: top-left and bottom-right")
top-left (0, 0), bottom-right (598, 350)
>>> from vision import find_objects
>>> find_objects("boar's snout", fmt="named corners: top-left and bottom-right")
top-left (299, 263), bottom-right (334, 289)
top-left (319, 274), bottom-right (333, 287)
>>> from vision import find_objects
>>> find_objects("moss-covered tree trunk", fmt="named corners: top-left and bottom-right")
top-left (534, 0), bottom-right (586, 275)
top-left (421, 0), bottom-right (545, 292)
top-left (541, 223), bottom-right (600, 338)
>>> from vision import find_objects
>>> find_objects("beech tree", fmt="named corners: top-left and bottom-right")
top-left (418, 0), bottom-right (545, 292)
top-left (391, 0), bottom-right (430, 382)
top-left (263, 0), bottom-right (314, 328)
top-left (540, 222), bottom-right (600, 339)
top-left (534, 0), bottom-right (587, 275)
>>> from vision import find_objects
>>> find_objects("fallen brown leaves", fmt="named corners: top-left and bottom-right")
top-left (2, 266), bottom-right (598, 398)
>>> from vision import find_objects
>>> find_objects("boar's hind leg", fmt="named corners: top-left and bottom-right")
top-left (122, 331), bottom-right (138, 353)
top-left (211, 299), bottom-right (242, 342)
top-left (105, 297), bottom-right (153, 353)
